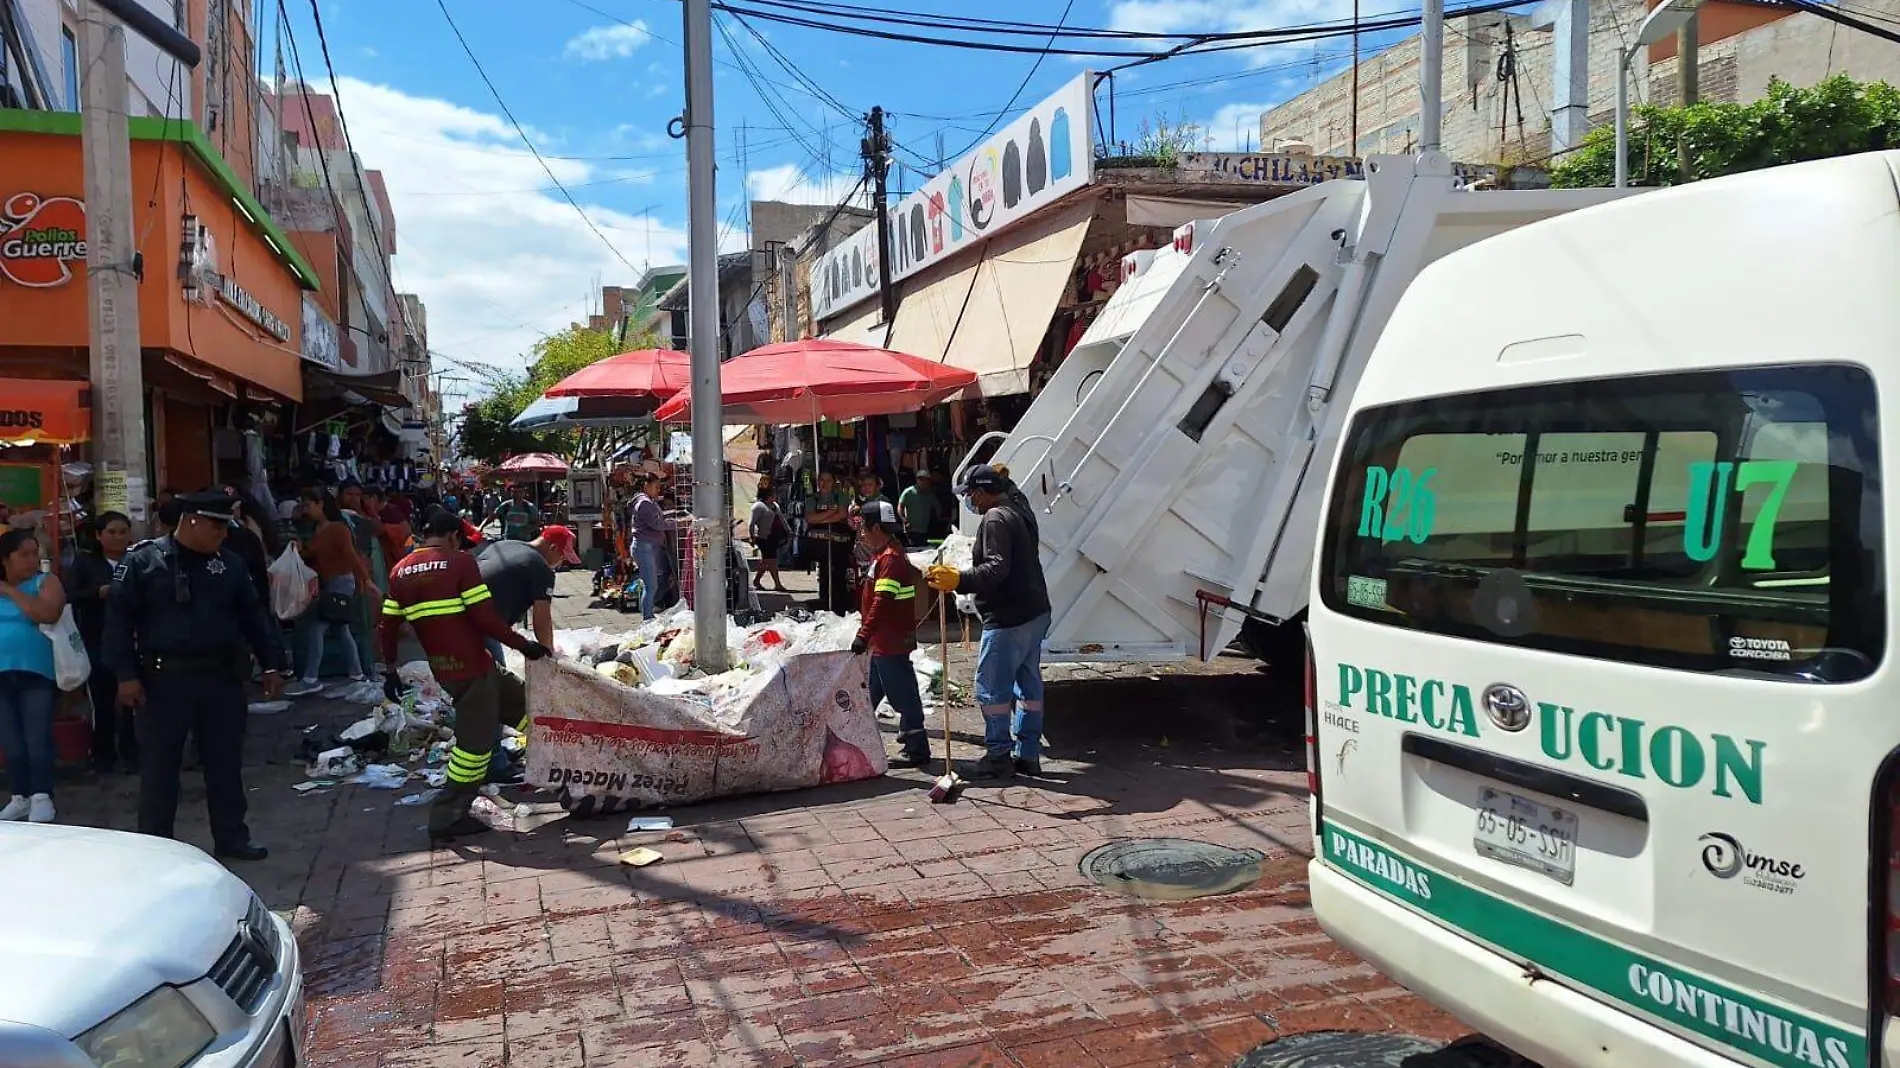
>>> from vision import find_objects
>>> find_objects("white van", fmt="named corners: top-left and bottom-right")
top-left (1305, 149), bottom-right (1900, 1068)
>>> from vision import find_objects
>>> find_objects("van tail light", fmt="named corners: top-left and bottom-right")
top-left (1304, 638), bottom-right (1322, 810)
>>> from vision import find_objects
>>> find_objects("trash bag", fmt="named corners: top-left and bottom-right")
top-left (268, 545), bottom-right (318, 621)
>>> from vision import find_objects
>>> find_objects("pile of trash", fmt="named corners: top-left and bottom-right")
top-left (295, 660), bottom-right (525, 806)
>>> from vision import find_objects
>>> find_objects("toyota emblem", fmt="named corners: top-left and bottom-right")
top-left (1481, 683), bottom-right (1531, 732)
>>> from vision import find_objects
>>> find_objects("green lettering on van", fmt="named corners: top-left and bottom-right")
top-left (1419, 680), bottom-right (1446, 729)
top-left (1337, 664), bottom-right (1363, 706)
top-left (1538, 703), bottom-right (1574, 761)
top-left (1394, 673), bottom-right (1419, 724)
top-left (1617, 716), bottom-right (1648, 781)
top-left (1713, 735), bottom-right (1767, 804)
top-left (1578, 711), bottom-right (1616, 772)
top-left (1650, 725), bottom-right (1707, 789)
top-left (1685, 462), bottom-right (1733, 563)
top-left (1365, 670), bottom-right (1394, 717)
top-left (1445, 685), bottom-right (1479, 737)
top-left (1736, 460), bottom-right (1798, 571)
top-left (1358, 467), bottom-right (1388, 538)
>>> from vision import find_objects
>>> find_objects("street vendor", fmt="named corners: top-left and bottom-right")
top-left (853, 500), bottom-right (930, 768)
top-left (925, 464), bottom-right (1052, 779)
top-left (379, 508), bottom-right (549, 840)
top-left (629, 473), bottom-right (671, 620)
top-left (805, 470), bottom-right (852, 615)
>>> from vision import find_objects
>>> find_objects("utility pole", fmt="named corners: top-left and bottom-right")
top-left (682, 0), bottom-right (728, 672)
top-left (1419, 0), bottom-right (1444, 153)
top-left (79, 0), bottom-right (199, 529)
top-left (864, 106), bottom-right (894, 326)
top-left (778, 243), bottom-right (797, 343)
top-left (1678, 14), bottom-right (1700, 180)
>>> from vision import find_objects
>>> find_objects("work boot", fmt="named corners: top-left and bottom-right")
top-left (215, 841), bottom-right (270, 862)
top-left (1013, 757), bottom-right (1043, 778)
top-left (891, 750), bottom-right (934, 769)
top-left (973, 752), bottom-right (1015, 779)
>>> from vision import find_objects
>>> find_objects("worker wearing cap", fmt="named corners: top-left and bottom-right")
top-left (380, 508), bottom-right (549, 840)
top-left (853, 500), bottom-right (930, 768)
top-left (103, 491), bottom-right (287, 860)
top-left (476, 524), bottom-right (580, 744)
top-left (924, 464), bottom-right (1052, 778)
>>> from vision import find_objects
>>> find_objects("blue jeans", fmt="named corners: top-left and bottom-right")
top-left (302, 576), bottom-right (364, 681)
top-left (632, 539), bottom-right (664, 620)
top-left (0, 670), bottom-right (58, 797)
top-left (868, 653), bottom-right (927, 758)
top-left (975, 612), bottom-right (1051, 760)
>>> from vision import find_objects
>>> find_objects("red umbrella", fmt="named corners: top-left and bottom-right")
top-left (652, 339), bottom-right (977, 425)
top-left (497, 452), bottom-right (570, 478)
top-left (544, 349), bottom-right (690, 399)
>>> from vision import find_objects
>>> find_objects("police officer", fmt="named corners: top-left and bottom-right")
top-left (103, 492), bottom-right (286, 860)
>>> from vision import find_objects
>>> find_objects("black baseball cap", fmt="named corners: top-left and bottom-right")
top-left (957, 464), bottom-right (1009, 494)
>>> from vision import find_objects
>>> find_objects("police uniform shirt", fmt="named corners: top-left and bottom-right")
top-left (101, 535), bottom-right (286, 679)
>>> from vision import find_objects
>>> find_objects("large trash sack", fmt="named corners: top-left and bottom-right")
top-left (525, 648), bottom-right (885, 814)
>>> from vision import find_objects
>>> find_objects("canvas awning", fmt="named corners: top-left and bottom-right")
top-left (883, 201), bottom-right (1094, 397)
top-left (0, 379), bottom-right (89, 446)
top-left (820, 302), bottom-right (891, 349)
top-left (1123, 194), bottom-right (1244, 228)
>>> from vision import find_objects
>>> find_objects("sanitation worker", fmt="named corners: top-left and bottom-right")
top-left (924, 464), bottom-right (1051, 779)
top-left (379, 508), bottom-right (549, 840)
top-left (853, 500), bottom-right (930, 768)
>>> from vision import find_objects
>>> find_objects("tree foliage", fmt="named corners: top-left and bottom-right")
top-left (456, 318), bottom-right (665, 465)
top-left (1552, 75), bottom-right (1900, 188)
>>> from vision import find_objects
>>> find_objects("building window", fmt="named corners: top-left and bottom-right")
top-left (61, 26), bottom-right (78, 109)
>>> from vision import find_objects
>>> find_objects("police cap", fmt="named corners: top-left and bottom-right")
top-left (174, 491), bottom-right (240, 523)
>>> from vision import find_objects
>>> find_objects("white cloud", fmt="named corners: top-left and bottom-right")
top-left (744, 164), bottom-right (865, 207)
top-left (562, 22), bottom-right (652, 61)
top-left (333, 77), bottom-right (688, 371)
top-left (1204, 101), bottom-right (1275, 151)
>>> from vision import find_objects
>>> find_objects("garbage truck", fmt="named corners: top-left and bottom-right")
top-left (954, 151), bottom-right (1636, 669)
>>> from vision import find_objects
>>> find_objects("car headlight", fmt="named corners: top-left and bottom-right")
top-left (75, 986), bottom-right (215, 1068)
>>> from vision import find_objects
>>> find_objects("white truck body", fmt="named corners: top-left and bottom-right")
top-left (960, 152), bottom-right (1635, 661)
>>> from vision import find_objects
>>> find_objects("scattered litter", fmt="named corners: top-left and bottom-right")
top-left (293, 780), bottom-right (336, 794)
top-left (350, 764), bottom-right (410, 789)
top-left (421, 769), bottom-right (447, 788)
top-left (618, 847), bottom-right (664, 867)
top-left (339, 716), bottom-right (380, 741)
top-left (306, 747), bottom-right (358, 779)
top-left (395, 789), bottom-right (441, 806)
top-left (324, 679), bottom-right (387, 705)
top-left (248, 700), bottom-right (291, 715)
top-left (626, 816), bottom-right (674, 832)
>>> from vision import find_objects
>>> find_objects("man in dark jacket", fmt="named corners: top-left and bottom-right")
top-left (925, 464), bottom-right (1052, 779)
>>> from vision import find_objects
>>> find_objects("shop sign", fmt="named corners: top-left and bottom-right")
top-left (1175, 151), bottom-right (1502, 188)
top-left (180, 213), bottom-right (291, 343)
top-left (0, 192), bottom-right (88, 288)
top-left (301, 293), bottom-right (340, 370)
top-left (811, 73), bottom-right (1096, 322)
top-left (215, 274), bottom-right (291, 341)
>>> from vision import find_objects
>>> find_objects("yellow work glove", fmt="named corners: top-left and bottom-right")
top-left (925, 564), bottom-right (961, 592)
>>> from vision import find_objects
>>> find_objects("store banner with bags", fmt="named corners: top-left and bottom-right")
top-left (526, 650), bottom-right (886, 812)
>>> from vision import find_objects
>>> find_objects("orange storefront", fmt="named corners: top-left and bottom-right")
top-left (0, 109), bottom-right (318, 505)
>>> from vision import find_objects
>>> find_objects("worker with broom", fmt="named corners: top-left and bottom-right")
top-left (924, 464), bottom-right (1052, 779)
top-left (851, 500), bottom-right (931, 768)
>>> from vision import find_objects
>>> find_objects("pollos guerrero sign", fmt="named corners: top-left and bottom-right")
top-left (0, 192), bottom-right (87, 287)
top-left (811, 73), bottom-right (1095, 322)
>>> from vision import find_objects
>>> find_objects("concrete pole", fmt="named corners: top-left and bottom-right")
top-left (1678, 14), bottom-right (1699, 180)
top-left (1419, 0), bottom-right (1444, 152)
top-left (1547, 0), bottom-right (1590, 156)
top-left (683, 0), bottom-right (729, 672)
top-left (79, 1), bottom-right (150, 526)
top-left (1615, 46), bottom-right (1633, 188)
top-left (778, 243), bottom-right (797, 343)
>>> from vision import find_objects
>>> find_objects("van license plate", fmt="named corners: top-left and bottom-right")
top-left (1474, 787), bottom-right (1577, 885)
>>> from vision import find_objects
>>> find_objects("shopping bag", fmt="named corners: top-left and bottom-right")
top-left (40, 606), bottom-right (90, 692)
top-left (268, 545), bottom-right (318, 621)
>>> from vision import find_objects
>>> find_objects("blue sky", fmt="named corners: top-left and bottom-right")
top-left (277, 0), bottom-right (1416, 397)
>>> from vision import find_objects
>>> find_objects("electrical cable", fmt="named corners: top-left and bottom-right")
top-left (432, 0), bottom-right (643, 275)
top-left (941, 0), bottom-right (1076, 162)
top-left (305, 0), bottom-right (405, 309)
top-left (1783, 0), bottom-right (1900, 37)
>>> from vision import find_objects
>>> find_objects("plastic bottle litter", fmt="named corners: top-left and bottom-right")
top-left (307, 747), bottom-right (358, 778)
top-left (350, 764), bottom-right (410, 789)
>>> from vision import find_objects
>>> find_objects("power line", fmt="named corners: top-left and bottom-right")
top-left (943, 0), bottom-right (1076, 161)
top-left (432, 0), bottom-right (643, 274)
top-left (304, 0), bottom-right (404, 321)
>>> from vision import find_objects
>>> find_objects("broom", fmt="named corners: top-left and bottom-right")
top-left (926, 570), bottom-right (964, 804)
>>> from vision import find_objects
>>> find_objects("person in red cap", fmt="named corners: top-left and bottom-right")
top-left (474, 524), bottom-right (582, 748)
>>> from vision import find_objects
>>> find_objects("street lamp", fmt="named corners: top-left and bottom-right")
top-left (1616, 0), bottom-right (1706, 188)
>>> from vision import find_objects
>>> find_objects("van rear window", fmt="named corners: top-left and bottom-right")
top-left (1320, 365), bottom-right (1884, 682)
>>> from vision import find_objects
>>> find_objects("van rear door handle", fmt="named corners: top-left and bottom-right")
top-left (1402, 733), bottom-right (1649, 822)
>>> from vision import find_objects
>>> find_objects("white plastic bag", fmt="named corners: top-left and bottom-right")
top-left (40, 606), bottom-right (89, 692)
top-left (268, 545), bottom-right (317, 621)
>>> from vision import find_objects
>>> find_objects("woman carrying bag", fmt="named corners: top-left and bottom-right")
top-left (0, 528), bottom-right (67, 822)
top-left (286, 488), bottom-right (372, 696)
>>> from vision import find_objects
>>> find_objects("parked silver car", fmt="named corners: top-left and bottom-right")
top-left (0, 823), bottom-right (303, 1068)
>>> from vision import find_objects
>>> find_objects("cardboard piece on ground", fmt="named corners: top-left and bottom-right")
top-left (619, 847), bottom-right (663, 867)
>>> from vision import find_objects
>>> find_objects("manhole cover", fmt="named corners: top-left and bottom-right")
top-left (1078, 838), bottom-right (1266, 900)
top-left (1236, 1033), bottom-right (1533, 1068)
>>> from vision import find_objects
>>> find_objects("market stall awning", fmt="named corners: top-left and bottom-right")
top-left (0, 379), bottom-right (89, 446)
top-left (543, 349), bottom-right (690, 399)
top-left (512, 393), bottom-right (661, 430)
top-left (884, 202), bottom-right (1094, 397)
top-left (652, 340), bottom-right (977, 425)
top-left (819, 302), bottom-right (890, 349)
top-left (498, 452), bottom-right (570, 477)
top-left (305, 366), bottom-right (412, 409)
top-left (1123, 194), bottom-right (1244, 228)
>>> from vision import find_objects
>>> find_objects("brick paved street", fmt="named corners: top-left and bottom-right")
top-left (50, 568), bottom-right (1477, 1067)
